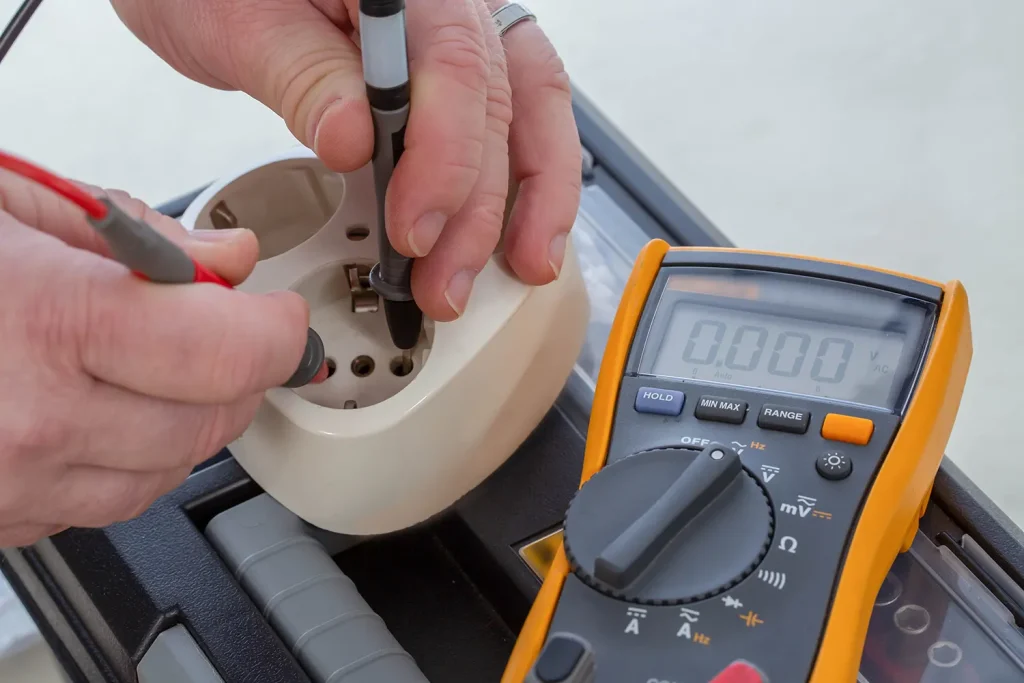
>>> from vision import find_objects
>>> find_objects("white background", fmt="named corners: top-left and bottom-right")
top-left (0, 0), bottom-right (1023, 677)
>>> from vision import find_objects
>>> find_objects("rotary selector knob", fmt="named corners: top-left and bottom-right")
top-left (563, 444), bottom-right (774, 605)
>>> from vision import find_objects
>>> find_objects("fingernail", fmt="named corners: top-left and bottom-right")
top-left (408, 212), bottom-right (447, 257)
top-left (192, 228), bottom-right (249, 242)
top-left (548, 233), bottom-right (568, 278)
top-left (444, 269), bottom-right (477, 317)
top-left (312, 99), bottom-right (345, 154)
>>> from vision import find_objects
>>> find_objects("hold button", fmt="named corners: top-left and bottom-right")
top-left (635, 386), bottom-right (684, 417)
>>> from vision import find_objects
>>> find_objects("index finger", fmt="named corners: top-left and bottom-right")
top-left (0, 169), bottom-right (260, 286)
top-left (359, 0), bottom-right (490, 259)
top-left (53, 245), bottom-right (312, 404)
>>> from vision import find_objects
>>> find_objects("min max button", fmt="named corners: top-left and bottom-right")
top-left (757, 404), bottom-right (810, 434)
top-left (695, 396), bottom-right (748, 424)
top-left (634, 387), bottom-right (684, 417)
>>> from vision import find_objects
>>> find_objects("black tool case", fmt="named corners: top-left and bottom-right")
top-left (4, 91), bottom-right (1024, 683)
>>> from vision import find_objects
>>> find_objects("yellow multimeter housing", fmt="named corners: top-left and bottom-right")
top-left (503, 240), bottom-right (971, 683)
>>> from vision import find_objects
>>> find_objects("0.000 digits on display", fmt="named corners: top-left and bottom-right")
top-left (682, 320), bottom-right (854, 384)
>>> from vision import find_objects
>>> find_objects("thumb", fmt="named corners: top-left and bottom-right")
top-left (112, 1), bottom-right (373, 172)
top-left (206, 4), bottom-right (374, 172)
top-left (237, 10), bottom-right (374, 171)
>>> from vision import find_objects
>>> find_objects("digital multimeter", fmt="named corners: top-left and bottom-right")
top-left (502, 240), bottom-right (972, 683)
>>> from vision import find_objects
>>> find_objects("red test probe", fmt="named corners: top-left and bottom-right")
top-left (0, 149), bottom-right (329, 388)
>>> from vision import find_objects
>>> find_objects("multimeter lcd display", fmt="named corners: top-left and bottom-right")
top-left (650, 302), bottom-right (905, 407)
top-left (638, 268), bottom-right (935, 411)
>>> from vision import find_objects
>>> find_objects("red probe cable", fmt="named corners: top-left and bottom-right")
top-left (0, 149), bottom-right (229, 287)
top-left (0, 150), bottom-right (108, 220)
top-left (0, 148), bottom-right (329, 386)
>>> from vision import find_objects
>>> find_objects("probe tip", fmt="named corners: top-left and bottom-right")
top-left (383, 299), bottom-right (423, 350)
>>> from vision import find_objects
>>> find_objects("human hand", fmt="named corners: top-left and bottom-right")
top-left (0, 169), bottom-right (310, 547)
top-left (110, 0), bottom-right (582, 320)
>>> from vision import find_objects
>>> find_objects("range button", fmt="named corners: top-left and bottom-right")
top-left (694, 396), bottom-right (748, 424)
top-left (757, 404), bottom-right (810, 434)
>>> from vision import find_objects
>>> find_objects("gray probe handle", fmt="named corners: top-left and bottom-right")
top-left (366, 104), bottom-right (413, 303)
top-left (360, 0), bottom-right (415, 304)
top-left (91, 199), bottom-right (197, 283)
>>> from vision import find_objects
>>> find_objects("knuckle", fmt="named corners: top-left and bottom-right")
top-left (563, 167), bottom-right (584, 202)
top-left (76, 269), bottom-right (128, 368)
top-left (468, 195), bottom-right (508, 247)
top-left (189, 406), bottom-right (237, 466)
top-left (125, 479), bottom-right (168, 520)
top-left (23, 282), bottom-right (78, 365)
top-left (0, 171), bottom-right (40, 224)
top-left (428, 23), bottom-right (490, 92)
top-left (97, 476), bottom-right (163, 526)
top-left (2, 405), bottom-right (67, 458)
top-left (79, 488), bottom-right (133, 528)
top-left (0, 526), bottom-right (46, 548)
top-left (438, 146), bottom-right (486, 185)
top-left (277, 49), bottom-right (354, 138)
top-left (486, 73), bottom-right (514, 130)
top-left (524, 42), bottom-right (572, 97)
top-left (0, 472), bottom-right (24, 522)
top-left (201, 332), bottom-right (261, 400)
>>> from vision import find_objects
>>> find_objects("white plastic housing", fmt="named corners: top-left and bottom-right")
top-left (180, 147), bottom-right (589, 535)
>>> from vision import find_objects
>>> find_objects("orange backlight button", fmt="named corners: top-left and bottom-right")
top-left (822, 414), bottom-right (875, 446)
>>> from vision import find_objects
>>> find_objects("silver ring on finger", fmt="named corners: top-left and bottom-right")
top-left (491, 2), bottom-right (537, 38)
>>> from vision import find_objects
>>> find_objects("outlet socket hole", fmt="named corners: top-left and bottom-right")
top-left (350, 355), bottom-right (375, 377)
top-left (325, 358), bottom-right (337, 378)
top-left (390, 356), bottom-right (414, 377)
top-left (346, 225), bottom-right (369, 241)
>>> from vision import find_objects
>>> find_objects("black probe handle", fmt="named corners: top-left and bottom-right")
top-left (283, 328), bottom-right (327, 388)
top-left (361, 0), bottom-right (423, 351)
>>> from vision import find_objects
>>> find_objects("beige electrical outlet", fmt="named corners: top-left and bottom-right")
top-left (179, 147), bottom-right (589, 536)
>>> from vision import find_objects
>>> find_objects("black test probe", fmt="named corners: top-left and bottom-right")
top-left (360, 0), bottom-right (424, 351)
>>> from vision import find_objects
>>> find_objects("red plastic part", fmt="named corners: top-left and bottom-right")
top-left (0, 149), bottom-right (108, 219)
top-left (709, 661), bottom-right (766, 683)
top-left (309, 361), bottom-right (330, 385)
top-left (192, 261), bottom-right (232, 288)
